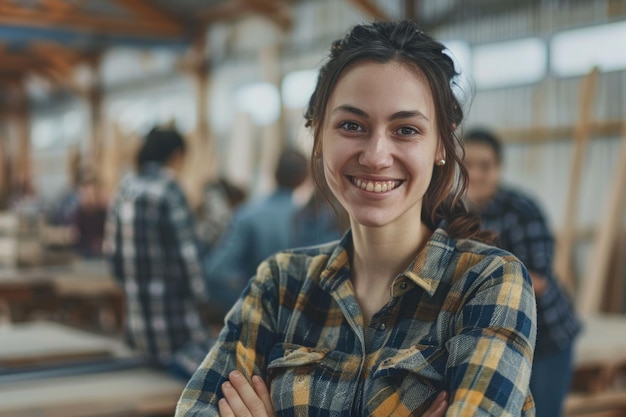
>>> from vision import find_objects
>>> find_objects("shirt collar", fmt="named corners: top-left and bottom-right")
top-left (318, 224), bottom-right (456, 297)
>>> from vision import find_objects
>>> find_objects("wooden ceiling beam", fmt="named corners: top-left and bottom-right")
top-left (111, 0), bottom-right (186, 34)
top-left (0, 54), bottom-right (48, 72)
top-left (241, 0), bottom-right (292, 31)
top-left (197, 0), bottom-right (255, 23)
top-left (40, 0), bottom-right (83, 13)
top-left (346, 0), bottom-right (390, 21)
top-left (0, 3), bottom-right (185, 38)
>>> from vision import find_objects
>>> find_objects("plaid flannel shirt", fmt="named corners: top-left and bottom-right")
top-left (104, 163), bottom-right (210, 367)
top-left (176, 224), bottom-right (537, 417)
top-left (480, 187), bottom-right (580, 357)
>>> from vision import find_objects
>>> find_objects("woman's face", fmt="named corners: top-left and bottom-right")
top-left (321, 61), bottom-right (442, 230)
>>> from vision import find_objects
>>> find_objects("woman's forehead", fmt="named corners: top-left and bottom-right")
top-left (327, 61), bottom-right (434, 118)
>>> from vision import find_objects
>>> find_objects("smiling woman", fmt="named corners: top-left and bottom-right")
top-left (176, 20), bottom-right (537, 417)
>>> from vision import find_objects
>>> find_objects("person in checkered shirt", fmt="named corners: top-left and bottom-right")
top-left (464, 128), bottom-right (581, 417)
top-left (104, 127), bottom-right (213, 379)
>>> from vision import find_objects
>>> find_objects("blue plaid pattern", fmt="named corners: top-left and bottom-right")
top-left (104, 163), bottom-right (210, 367)
top-left (176, 224), bottom-right (537, 416)
top-left (480, 187), bottom-right (580, 357)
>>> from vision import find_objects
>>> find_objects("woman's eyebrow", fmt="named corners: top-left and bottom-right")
top-left (389, 110), bottom-right (429, 122)
top-left (332, 104), bottom-right (368, 118)
top-left (332, 105), bottom-right (429, 122)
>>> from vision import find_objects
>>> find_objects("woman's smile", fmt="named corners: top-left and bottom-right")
top-left (348, 175), bottom-right (404, 194)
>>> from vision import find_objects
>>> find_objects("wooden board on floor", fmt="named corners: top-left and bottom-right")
top-left (0, 368), bottom-right (185, 417)
top-left (0, 322), bottom-right (131, 369)
top-left (574, 315), bottom-right (626, 367)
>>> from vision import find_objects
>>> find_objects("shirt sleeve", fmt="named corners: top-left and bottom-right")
top-left (175, 261), bottom-right (278, 417)
top-left (166, 184), bottom-right (209, 304)
top-left (502, 201), bottom-right (553, 277)
top-left (445, 257), bottom-right (537, 417)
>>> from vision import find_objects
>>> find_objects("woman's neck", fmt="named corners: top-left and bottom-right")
top-left (350, 218), bottom-right (432, 293)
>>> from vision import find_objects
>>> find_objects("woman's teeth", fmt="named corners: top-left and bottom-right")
top-left (352, 177), bottom-right (400, 193)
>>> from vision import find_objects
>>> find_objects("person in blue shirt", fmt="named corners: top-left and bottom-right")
top-left (464, 127), bottom-right (581, 417)
top-left (204, 148), bottom-right (308, 317)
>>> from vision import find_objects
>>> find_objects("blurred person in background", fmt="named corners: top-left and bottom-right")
top-left (203, 147), bottom-right (308, 318)
top-left (464, 127), bottom-right (581, 417)
top-left (71, 175), bottom-right (107, 258)
top-left (195, 177), bottom-right (247, 255)
top-left (290, 190), bottom-right (346, 248)
top-left (104, 126), bottom-right (213, 380)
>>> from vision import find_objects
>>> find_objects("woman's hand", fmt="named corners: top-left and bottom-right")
top-left (219, 369), bottom-right (449, 417)
top-left (424, 391), bottom-right (448, 417)
top-left (219, 371), bottom-right (274, 417)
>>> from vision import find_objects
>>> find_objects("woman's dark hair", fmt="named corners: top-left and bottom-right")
top-left (463, 128), bottom-right (503, 164)
top-left (136, 127), bottom-right (186, 168)
top-left (305, 20), bottom-right (491, 242)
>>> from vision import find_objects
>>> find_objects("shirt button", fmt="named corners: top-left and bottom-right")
top-left (296, 375), bottom-right (306, 383)
top-left (400, 281), bottom-right (408, 290)
top-left (379, 323), bottom-right (386, 331)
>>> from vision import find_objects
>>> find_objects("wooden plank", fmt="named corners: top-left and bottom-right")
top-left (578, 122), bottom-right (626, 313)
top-left (347, 0), bottom-right (390, 21)
top-left (566, 390), bottom-right (626, 416)
top-left (574, 315), bottom-right (626, 368)
top-left (0, 368), bottom-right (184, 417)
top-left (554, 67), bottom-right (598, 292)
top-left (498, 120), bottom-right (624, 144)
top-left (0, 322), bottom-right (126, 369)
top-left (605, 233), bottom-right (626, 312)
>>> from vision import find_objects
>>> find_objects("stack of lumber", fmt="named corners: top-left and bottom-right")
top-left (0, 211), bottom-right (43, 268)
top-left (0, 321), bottom-right (185, 417)
top-left (566, 315), bottom-right (626, 417)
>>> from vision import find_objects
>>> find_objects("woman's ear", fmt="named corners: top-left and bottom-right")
top-left (435, 140), bottom-right (447, 166)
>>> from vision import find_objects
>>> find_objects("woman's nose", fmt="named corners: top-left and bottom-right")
top-left (358, 133), bottom-right (393, 170)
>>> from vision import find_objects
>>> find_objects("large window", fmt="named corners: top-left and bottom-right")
top-left (472, 37), bottom-right (547, 89)
top-left (551, 20), bottom-right (626, 77)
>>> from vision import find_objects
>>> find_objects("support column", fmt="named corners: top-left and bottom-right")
top-left (180, 31), bottom-right (217, 209)
top-left (257, 41), bottom-right (285, 195)
top-left (85, 53), bottom-right (103, 175)
top-left (11, 81), bottom-right (32, 198)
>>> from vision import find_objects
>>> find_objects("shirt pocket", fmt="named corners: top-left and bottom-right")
top-left (267, 343), bottom-right (355, 414)
top-left (267, 343), bottom-right (327, 396)
top-left (373, 343), bottom-right (446, 390)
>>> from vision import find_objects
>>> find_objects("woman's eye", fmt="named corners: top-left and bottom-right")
top-left (339, 121), bottom-right (363, 132)
top-left (396, 126), bottom-right (418, 136)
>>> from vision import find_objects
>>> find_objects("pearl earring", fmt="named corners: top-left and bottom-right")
top-left (436, 159), bottom-right (446, 166)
